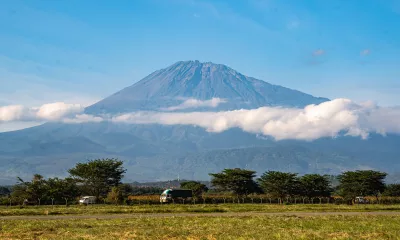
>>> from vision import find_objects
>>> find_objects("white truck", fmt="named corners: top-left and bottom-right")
top-left (79, 196), bottom-right (96, 205)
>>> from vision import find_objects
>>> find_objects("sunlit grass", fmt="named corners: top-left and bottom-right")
top-left (1, 215), bottom-right (400, 239)
top-left (0, 204), bottom-right (400, 216)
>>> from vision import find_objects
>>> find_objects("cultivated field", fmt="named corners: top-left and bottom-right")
top-left (1, 215), bottom-right (400, 239)
top-left (1, 204), bottom-right (400, 216)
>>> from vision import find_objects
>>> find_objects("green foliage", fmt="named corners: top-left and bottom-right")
top-left (16, 174), bottom-right (48, 204)
top-left (125, 186), bottom-right (164, 196)
top-left (68, 158), bottom-right (126, 198)
top-left (299, 174), bottom-right (332, 198)
top-left (11, 175), bottom-right (81, 205)
top-left (383, 184), bottom-right (400, 197)
top-left (180, 181), bottom-right (208, 198)
top-left (258, 171), bottom-right (300, 199)
top-left (46, 177), bottom-right (81, 204)
top-left (0, 186), bottom-right (11, 196)
top-left (107, 187), bottom-right (122, 205)
top-left (209, 168), bottom-right (259, 196)
top-left (337, 170), bottom-right (387, 201)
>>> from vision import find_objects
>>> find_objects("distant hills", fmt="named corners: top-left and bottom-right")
top-left (0, 61), bottom-right (399, 185)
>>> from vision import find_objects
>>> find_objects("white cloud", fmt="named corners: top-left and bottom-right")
top-left (62, 114), bottom-right (103, 124)
top-left (0, 102), bottom-right (84, 122)
top-left (1, 98), bottom-right (400, 142)
top-left (113, 99), bottom-right (400, 141)
top-left (35, 102), bottom-right (83, 121)
top-left (162, 98), bottom-right (227, 111)
top-left (0, 105), bottom-right (26, 122)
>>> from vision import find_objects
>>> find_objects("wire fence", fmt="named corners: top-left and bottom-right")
top-left (2, 195), bottom-right (400, 206)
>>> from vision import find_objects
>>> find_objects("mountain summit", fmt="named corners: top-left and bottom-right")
top-left (85, 61), bottom-right (328, 114)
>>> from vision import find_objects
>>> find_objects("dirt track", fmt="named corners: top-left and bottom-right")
top-left (1, 211), bottom-right (400, 220)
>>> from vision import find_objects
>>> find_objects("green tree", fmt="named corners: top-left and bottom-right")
top-left (299, 174), bottom-right (332, 198)
top-left (209, 168), bottom-right (259, 196)
top-left (10, 184), bottom-right (29, 205)
top-left (16, 174), bottom-right (48, 205)
top-left (68, 158), bottom-right (126, 198)
top-left (337, 170), bottom-right (387, 203)
top-left (258, 171), bottom-right (300, 200)
top-left (0, 186), bottom-right (10, 196)
top-left (383, 184), bottom-right (400, 197)
top-left (46, 177), bottom-right (81, 205)
top-left (180, 181), bottom-right (208, 198)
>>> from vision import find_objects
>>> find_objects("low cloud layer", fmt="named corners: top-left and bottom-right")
top-left (1, 99), bottom-right (400, 141)
top-left (162, 98), bottom-right (226, 111)
top-left (0, 102), bottom-right (84, 122)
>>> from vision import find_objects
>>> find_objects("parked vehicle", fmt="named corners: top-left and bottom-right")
top-left (160, 189), bottom-right (192, 203)
top-left (355, 196), bottom-right (369, 204)
top-left (79, 196), bottom-right (96, 205)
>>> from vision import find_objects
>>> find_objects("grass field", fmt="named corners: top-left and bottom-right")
top-left (1, 204), bottom-right (400, 216)
top-left (1, 215), bottom-right (400, 239)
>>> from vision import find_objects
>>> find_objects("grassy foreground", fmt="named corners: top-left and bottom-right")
top-left (1, 204), bottom-right (400, 216)
top-left (1, 215), bottom-right (400, 239)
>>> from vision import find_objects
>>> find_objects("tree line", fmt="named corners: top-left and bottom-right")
top-left (0, 158), bottom-right (163, 205)
top-left (205, 169), bottom-right (400, 203)
top-left (1, 158), bottom-right (400, 205)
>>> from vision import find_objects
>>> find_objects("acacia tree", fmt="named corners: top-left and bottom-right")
top-left (337, 170), bottom-right (387, 203)
top-left (68, 158), bottom-right (126, 199)
top-left (209, 168), bottom-right (259, 197)
top-left (257, 171), bottom-right (300, 201)
top-left (299, 174), bottom-right (332, 199)
top-left (180, 181), bottom-right (208, 199)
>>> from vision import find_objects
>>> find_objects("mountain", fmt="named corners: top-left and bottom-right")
top-left (0, 60), bottom-right (399, 184)
top-left (85, 61), bottom-right (328, 114)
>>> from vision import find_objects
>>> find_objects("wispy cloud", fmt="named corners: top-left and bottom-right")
top-left (312, 49), bottom-right (325, 56)
top-left (162, 98), bottom-right (227, 111)
top-left (361, 49), bottom-right (370, 56)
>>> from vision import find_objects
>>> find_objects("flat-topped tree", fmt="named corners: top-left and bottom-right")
top-left (337, 170), bottom-right (387, 203)
top-left (209, 168), bottom-right (259, 197)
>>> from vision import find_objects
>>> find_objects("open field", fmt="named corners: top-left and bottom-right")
top-left (1, 214), bottom-right (400, 239)
top-left (1, 204), bottom-right (400, 216)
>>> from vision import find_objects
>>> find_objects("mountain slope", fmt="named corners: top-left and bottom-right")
top-left (85, 61), bottom-right (328, 114)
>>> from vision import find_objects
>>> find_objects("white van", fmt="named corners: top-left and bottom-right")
top-left (79, 196), bottom-right (96, 205)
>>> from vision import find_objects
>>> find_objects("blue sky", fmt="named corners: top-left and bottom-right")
top-left (1, 0), bottom-right (399, 113)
